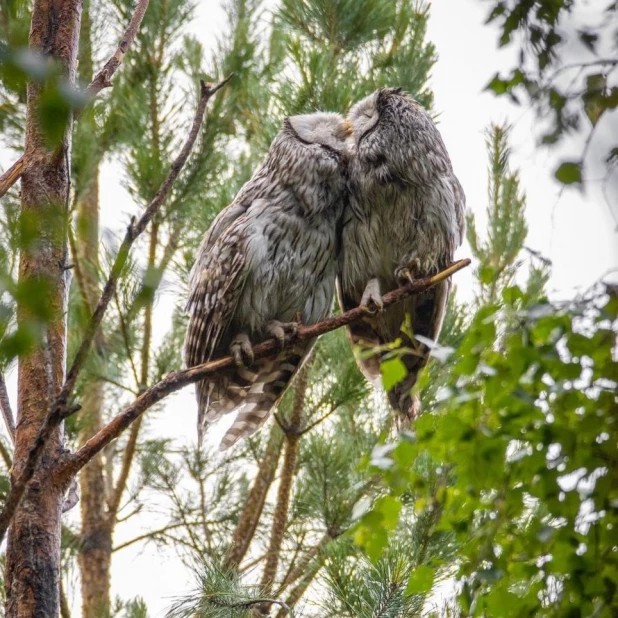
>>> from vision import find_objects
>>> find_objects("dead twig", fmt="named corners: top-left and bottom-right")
top-left (0, 0), bottom-right (151, 198)
top-left (63, 259), bottom-right (470, 476)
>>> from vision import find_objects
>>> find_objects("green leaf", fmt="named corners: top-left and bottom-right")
top-left (555, 161), bottom-right (582, 185)
top-left (381, 357), bottom-right (407, 391)
top-left (406, 565), bottom-right (435, 594)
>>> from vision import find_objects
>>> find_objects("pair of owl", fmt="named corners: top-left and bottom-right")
top-left (184, 87), bottom-right (466, 451)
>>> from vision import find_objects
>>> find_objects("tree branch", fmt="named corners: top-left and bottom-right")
top-left (0, 373), bottom-right (15, 442)
top-left (57, 75), bottom-right (233, 413)
top-left (0, 0), bottom-right (152, 199)
top-left (83, 0), bottom-right (151, 99)
top-left (0, 158), bottom-right (24, 200)
top-left (63, 259), bottom-right (471, 477)
top-left (0, 76), bottom-right (233, 545)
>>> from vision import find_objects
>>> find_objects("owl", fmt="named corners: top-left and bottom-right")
top-left (184, 112), bottom-right (350, 450)
top-left (338, 88), bottom-right (466, 422)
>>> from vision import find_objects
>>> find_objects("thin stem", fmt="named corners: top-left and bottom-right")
top-left (0, 373), bottom-right (15, 442)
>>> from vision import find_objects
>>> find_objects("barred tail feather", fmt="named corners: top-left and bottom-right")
top-left (218, 343), bottom-right (311, 451)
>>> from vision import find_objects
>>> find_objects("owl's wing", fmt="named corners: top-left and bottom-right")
top-left (184, 223), bottom-right (248, 370)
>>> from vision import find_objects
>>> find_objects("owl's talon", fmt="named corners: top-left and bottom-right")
top-left (266, 320), bottom-right (298, 349)
top-left (360, 278), bottom-right (384, 315)
top-left (396, 258), bottom-right (422, 286)
top-left (230, 333), bottom-right (254, 368)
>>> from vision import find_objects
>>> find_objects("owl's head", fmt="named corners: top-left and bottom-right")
top-left (265, 112), bottom-right (350, 214)
top-left (286, 112), bottom-right (351, 152)
top-left (348, 87), bottom-right (419, 146)
top-left (348, 88), bottom-right (432, 185)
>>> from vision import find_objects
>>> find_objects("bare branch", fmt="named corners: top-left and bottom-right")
top-left (83, 0), bottom-right (150, 99)
top-left (0, 158), bottom-right (24, 199)
top-left (0, 373), bottom-right (15, 442)
top-left (0, 76), bottom-right (233, 544)
top-left (63, 259), bottom-right (471, 476)
top-left (0, 0), bottom-right (152, 199)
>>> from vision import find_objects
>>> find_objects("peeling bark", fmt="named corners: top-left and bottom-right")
top-left (4, 0), bottom-right (82, 616)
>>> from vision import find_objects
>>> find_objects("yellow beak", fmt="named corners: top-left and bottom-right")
top-left (344, 120), bottom-right (353, 137)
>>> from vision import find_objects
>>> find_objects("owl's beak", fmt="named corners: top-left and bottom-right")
top-left (343, 120), bottom-right (353, 137)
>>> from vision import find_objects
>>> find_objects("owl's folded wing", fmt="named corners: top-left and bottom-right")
top-left (184, 223), bottom-right (248, 368)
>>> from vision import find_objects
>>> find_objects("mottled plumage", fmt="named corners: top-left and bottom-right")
top-left (338, 88), bottom-right (466, 421)
top-left (185, 113), bottom-right (350, 449)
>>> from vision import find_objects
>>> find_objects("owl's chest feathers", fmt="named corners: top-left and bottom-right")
top-left (342, 181), bottom-right (457, 299)
top-left (236, 198), bottom-right (339, 334)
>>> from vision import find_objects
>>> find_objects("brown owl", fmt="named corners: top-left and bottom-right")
top-left (338, 88), bottom-right (466, 421)
top-left (185, 113), bottom-right (350, 449)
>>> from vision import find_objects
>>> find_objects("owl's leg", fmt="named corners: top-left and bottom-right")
top-left (360, 278), bottom-right (384, 315)
top-left (266, 320), bottom-right (299, 349)
top-left (230, 332), bottom-right (254, 368)
top-left (395, 257), bottom-right (422, 286)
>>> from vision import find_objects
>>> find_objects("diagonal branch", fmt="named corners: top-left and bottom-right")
top-left (0, 373), bottom-right (15, 442)
top-left (62, 259), bottom-right (470, 477)
top-left (0, 158), bottom-right (24, 200)
top-left (0, 76), bottom-right (233, 545)
top-left (0, 0), bottom-right (151, 199)
top-left (57, 75), bottom-right (233, 412)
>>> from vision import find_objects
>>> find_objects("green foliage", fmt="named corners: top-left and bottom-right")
top-left (165, 561), bottom-right (265, 618)
top-left (467, 124), bottom-right (529, 305)
top-left (483, 0), bottom-right (618, 189)
top-left (367, 289), bottom-right (618, 616)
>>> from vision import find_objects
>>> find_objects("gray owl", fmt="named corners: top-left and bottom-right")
top-left (338, 88), bottom-right (466, 421)
top-left (185, 112), bottom-right (350, 450)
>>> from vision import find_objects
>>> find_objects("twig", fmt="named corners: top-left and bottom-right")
top-left (0, 76), bottom-right (233, 544)
top-left (0, 373), bottom-right (15, 442)
top-left (62, 259), bottom-right (470, 476)
top-left (57, 75), bottom-right (234, 413)
top-left (83, 0), bottom-right (150, 99)
top-left (0, 0), bottom-right (152, 199)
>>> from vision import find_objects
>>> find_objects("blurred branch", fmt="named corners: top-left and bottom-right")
top-left (61, 259), bottom-right (471, 477)
top-left (0, 439), bottom-right (12, 469)
top-left (0, 158), bottom-right (24, 199)
top-left (0, 373), bottom-right (15, 442)
top-left (224, 425), bottom-right (284, 570)
top-left (0, 0), bottom-right (152, 198)
top-left (0, 76), bottom-right (233, 544)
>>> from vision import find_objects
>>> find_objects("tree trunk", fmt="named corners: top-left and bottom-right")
top-left (4, 1), bottom-right (82, 616)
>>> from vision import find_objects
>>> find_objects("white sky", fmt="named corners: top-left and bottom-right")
top-left (1, 0), bottom-right (617, 616)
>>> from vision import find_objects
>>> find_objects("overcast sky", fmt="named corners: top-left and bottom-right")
top-left (1, 0), bottom-right (617, 616)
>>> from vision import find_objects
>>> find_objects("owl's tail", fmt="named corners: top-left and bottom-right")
top-left (218, 341), bottom-right (313, 451)
top-left (385, 281), bottom-right (450, 425)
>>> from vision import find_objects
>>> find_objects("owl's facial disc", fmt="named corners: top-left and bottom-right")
top-left (288, 113), bottom-right (349, 152)
top-left (348, 91), bottom-right (379, 145)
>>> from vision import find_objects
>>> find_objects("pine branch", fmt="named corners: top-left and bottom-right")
top-left (0, 76), bottom-right (233, 545)
top-left (224, 425), bottom-right (284, 570)
top-left (60, 259), bottom-right (471, 478)
top-left (0, 0), bottom-right (152, 199)
top-left (0, 373), bottom-right (15, 442)
top-left (58, 75), bottom-right (233, 413)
